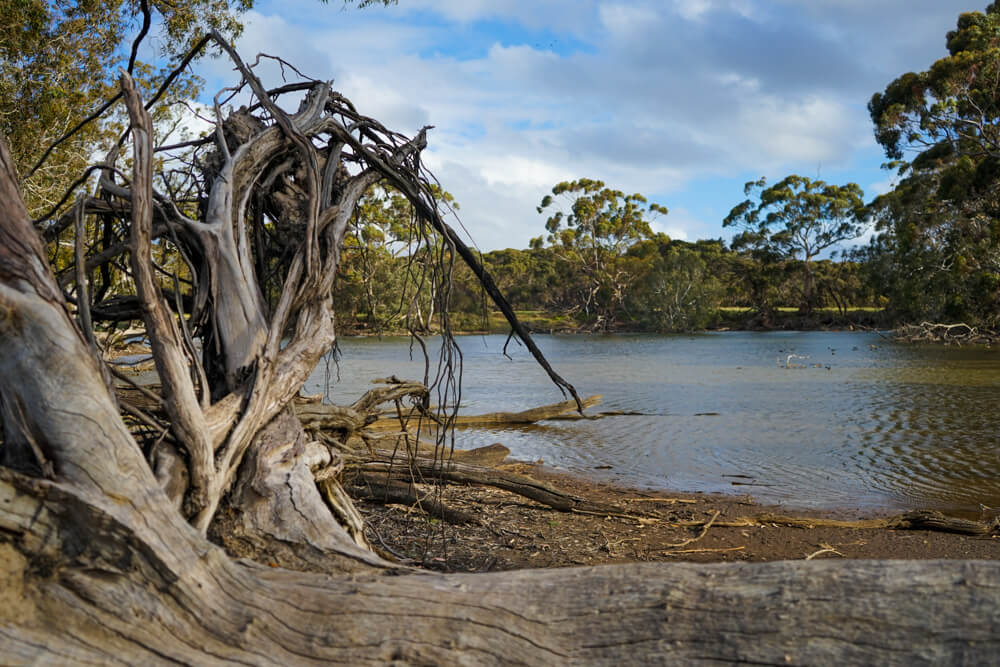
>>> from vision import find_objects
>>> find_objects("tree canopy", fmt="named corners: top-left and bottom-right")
top-left (532, 178), bottom-right (667, 329)
top-left (724, 175), bottom-right (866, 313)
top-left (1, 0), bottom-right (394, 217)
top-left (0, 0), bottom-right (254, 215)
top-left (867, 2), bottom-right (1000, 324)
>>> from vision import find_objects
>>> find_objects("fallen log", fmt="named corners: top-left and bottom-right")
top-left (348, 472), bottom-right (477, 525)
top-left (367, 394), bottom-right (603, 430)
top-left (358, 448), bottom-right (632, 517)
top-left (672, 510), bottom-right (998, 536)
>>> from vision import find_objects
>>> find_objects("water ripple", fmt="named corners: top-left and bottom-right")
top-left (311, 332), bottom-right (1000, 513)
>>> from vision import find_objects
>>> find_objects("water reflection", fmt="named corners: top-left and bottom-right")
top-left (306, 332), bottom-right (1000, 515)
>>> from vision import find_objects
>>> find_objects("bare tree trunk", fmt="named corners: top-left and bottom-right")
top-left (3, 463), bottom-right (1000, 665)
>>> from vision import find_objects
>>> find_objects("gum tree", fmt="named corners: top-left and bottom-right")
top-left (867, 2), bottom-right (1000, 323)
top-left (724, 175), bottom-right (866, 314)
top-left (532, 178), bottom-right (667, 330)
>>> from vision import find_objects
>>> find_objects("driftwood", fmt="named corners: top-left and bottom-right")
top-left (4, 477), bottom-right (1000, 667)
top-left (895, 321), bottom-right (998, 345)
top-left (348, 472), bottom-right (477, 525)
top-left (672, 510), bottom-right (999, 536)
top-left (367, 393), bottom-right (603, 430)
top-left (358, 448), bottom-right (631, 517)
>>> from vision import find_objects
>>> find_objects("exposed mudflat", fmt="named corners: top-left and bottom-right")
top-left (353, 462), bottom-right (1000, 572)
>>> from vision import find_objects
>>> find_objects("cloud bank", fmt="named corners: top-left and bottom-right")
top-left (194, 0), bottom-right (984, 250)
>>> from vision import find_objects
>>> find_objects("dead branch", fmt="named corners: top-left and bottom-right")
top-left (672, 510), bottom-right (998, 536)
top-left (894, 321), bottom-right (998, 345)
top-left (366, 394), bottom-right (602, 430)
top-left (664, 510), bottom-right (721, 548)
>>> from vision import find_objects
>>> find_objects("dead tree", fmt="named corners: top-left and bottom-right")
top-left (1, 34), bottom-right (999, 664)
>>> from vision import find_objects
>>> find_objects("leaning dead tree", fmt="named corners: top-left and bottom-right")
top-left (2, 33), bottom-right (1000, 664)
top-left (16, 29), bottom-right (581, 567)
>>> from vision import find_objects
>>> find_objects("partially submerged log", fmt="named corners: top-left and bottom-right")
top-left (366, 393), bottom-right (603, 430)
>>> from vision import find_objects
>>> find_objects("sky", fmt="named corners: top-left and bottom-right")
top-left (191, 0), bottom-right (988, 252)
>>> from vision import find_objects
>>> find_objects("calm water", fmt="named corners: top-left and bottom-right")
top-left (305, 332), bottom-right (1000, 515)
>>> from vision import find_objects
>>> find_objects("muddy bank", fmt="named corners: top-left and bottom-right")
top-left (353, 462), bottom-right (1000, 573)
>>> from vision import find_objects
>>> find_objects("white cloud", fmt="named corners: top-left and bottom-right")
top-left (868, 177), bottom-right (900, 198)
top-left (598, 3), bottom-right (661, 35)
top-left (739, 96), bottom-right (864, 164)
top-left (188, 0), bottom-right (982, 251)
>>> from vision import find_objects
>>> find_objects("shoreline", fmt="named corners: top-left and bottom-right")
top-left (355, 460), bottom-right (1000, 572)
top-left (337, 308), bottom-right (888, 338)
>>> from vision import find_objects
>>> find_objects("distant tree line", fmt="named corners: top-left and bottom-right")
top-left (6, 1), bottom-right (998, 335)
top-left (332, 183), bottom-right (883, 334)
top-left (335, 4), bottom-right (1000, 334)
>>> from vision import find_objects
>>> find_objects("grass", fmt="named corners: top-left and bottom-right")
top-left (718, 306), bottom-right (884, 314)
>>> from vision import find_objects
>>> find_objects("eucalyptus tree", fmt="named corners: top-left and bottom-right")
top-left (867, 2), bottom-right (1000, 323)
top-left (724, 175), bottom-right (866, 314)
top-left (2, 0), bottom-right (393, 217)
top-left (335, 184), bottom-right (459, 332)
top-left (532, 178), bottom-right (667, 330)
top-left (0, 0), bottom-right (255, 216)
top-left (625, 235), bottom-right (725, 332)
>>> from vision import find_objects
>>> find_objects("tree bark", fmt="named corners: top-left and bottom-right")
top-left (3, 478), bottom-right (999, 666)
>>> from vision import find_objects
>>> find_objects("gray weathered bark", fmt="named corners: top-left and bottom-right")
top-left (3, 466), bottom-right (1000, 665)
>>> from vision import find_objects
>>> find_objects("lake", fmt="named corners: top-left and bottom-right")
top-left (304, 331), bottom-right (1000, 516)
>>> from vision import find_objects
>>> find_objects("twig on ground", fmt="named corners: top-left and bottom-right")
top-left (365, 524), bottom-right (414, 564)
top-left (664, 510), bottom-right (721, 548)
top-left (805, 543), bottom-right (845, 560)
top-left (624, 497), bottom-right (698, 505)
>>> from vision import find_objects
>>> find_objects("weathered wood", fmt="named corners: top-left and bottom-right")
top-left (449, 394), bottom-right (602, 426)
top-left (358, 449), bottom-right (625, 515)
top-left (296, 402), bottom-right (371, 434)
top-left (222, 408), bottom-right (382, 571)
top-left (349, 472), bottom-right (477, 525)
top-left (367, 394), bottom-right (602, 430)
top-left (674, 509), bottom-right (999, 536)
top-left (2, 472), bottom-right (999, 666)
top-left (122, 72), bottom-right (216, 518)
top-left (350, 377), bottom-right (430, 415)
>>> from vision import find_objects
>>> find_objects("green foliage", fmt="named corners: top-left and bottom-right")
top-left (724, 175), bottom-right (866, 314)
top-left (869, 3), bottom-right (1000, 163)
top-left (866, 2), bottom-right (1000, 325)
top-left (532, 178), bottom-right (667, 330)
top-left (625, 236), bottom-right (724, 332)
top-left (1, 0), bottom-right (389, 218)
top-left (0, 0), bottom-right (254, 216)
top-left (334, 184), bottom-right (461, 333)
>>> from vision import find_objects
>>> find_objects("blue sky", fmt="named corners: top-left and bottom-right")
top-left (192, 0), bottom-right (987, 252)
